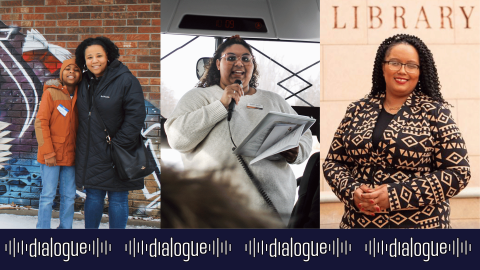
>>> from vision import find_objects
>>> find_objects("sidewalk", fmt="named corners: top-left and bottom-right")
top-left (0, 209), bottom-right (160, 229)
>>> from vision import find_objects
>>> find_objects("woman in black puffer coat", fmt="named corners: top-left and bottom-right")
top-left (75, 37), bottom-right (145, 229)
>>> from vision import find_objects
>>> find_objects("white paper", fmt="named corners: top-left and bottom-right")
top-left (240, 123), bottom-right (274, 156)
top-left (256, 123), bottom-right (296, 155)
top-left (232, 111), bottom-right (315, 158)
top-left (250, 123), bottom-right (305, 165)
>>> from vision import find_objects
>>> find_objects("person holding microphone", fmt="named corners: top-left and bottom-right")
top-left (165, 35), bottom-right (312, 226)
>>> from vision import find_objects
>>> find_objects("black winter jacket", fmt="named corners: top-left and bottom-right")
top-left (75, 60), bottom-right (146, 191)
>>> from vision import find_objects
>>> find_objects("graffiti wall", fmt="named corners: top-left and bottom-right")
top-left (0, 1), bottom-right (160, 217)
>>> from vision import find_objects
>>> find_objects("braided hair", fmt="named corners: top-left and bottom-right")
top-left (197, 35), bottom-right (259, 88)
top-left (369, 34), bottom-right (445, 104)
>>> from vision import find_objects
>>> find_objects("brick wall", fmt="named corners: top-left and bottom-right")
top-left (0, 0), bottom-right (160, 217)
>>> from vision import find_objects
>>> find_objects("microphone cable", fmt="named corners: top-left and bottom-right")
top-left (228, 117), bottom-right (280, 217)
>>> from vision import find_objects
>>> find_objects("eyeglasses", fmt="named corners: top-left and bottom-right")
top-left (220, 53), bottom-right (254, 65)
top-left (384, 61), bottom-right (420, 74)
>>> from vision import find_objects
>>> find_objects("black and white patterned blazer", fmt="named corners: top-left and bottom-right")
top-left (323, 91), bottom-right (470, 228)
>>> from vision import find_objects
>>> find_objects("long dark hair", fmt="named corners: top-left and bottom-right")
top-left (75, 36), bottom-right (120, 70)
top-left (369, 34), bottom-right (445, 104)
top-left (196, 35), bottom-right (259, 88)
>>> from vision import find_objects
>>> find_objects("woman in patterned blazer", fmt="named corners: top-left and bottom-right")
top-left (323, 34), bottom-right (470, 228)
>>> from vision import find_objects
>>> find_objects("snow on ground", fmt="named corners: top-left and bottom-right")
top-left (0, 214), bottom-right (156, 229)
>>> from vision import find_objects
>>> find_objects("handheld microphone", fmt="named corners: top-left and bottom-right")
top-left (227, 79), bottom-right (242, 121)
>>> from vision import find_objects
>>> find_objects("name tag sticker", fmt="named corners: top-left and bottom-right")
top-left (57, 104), bottom-right (69, 117)
top-left (246, 103), bottom-right (263, 110)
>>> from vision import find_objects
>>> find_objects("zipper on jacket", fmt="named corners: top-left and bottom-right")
top-left (81, 91), bottom-right (94, 187)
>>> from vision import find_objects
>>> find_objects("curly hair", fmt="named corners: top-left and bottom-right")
top-left (369, 34), bottom-right (445, 104)
top-left (75, 36), bottom-right (120, 70)
top-left (196, 35), bottom-right (259, 88)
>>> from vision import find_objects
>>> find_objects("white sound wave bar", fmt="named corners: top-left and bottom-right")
top-left (244, 238), bottom-right (351, 261)
top-left (365, 237), bottom-right (472, 260)
top-left (125, 238), bottom-right (232, 261)
top-left (4, 238), bottom-right (111, 261)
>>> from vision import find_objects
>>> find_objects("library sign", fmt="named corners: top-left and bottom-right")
top-left (320, 0), bottom-right (479, 44)
top-left (332, 6), bottom-right (475, 30)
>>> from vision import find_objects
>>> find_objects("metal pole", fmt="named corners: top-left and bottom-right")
top-left (215, 37), bottom-right (224, 49)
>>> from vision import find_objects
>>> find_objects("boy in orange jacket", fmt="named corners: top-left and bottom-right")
top-left (34, 57), bottom-right (81, 229)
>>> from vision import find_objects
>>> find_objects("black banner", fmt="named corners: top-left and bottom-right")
top-left (0, 229), bottom-right (479, 268)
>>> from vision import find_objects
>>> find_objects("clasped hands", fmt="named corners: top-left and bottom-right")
top-left (353, 184), bottom-right (390, 216)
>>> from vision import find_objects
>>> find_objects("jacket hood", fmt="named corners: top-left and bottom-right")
top-left (43, 78), bottom-right (78, 97)
top-left (43, 78), bottom-right (62, 91)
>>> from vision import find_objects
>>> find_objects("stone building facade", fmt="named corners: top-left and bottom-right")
top-left (320, 0), bottom-right (480, 228)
